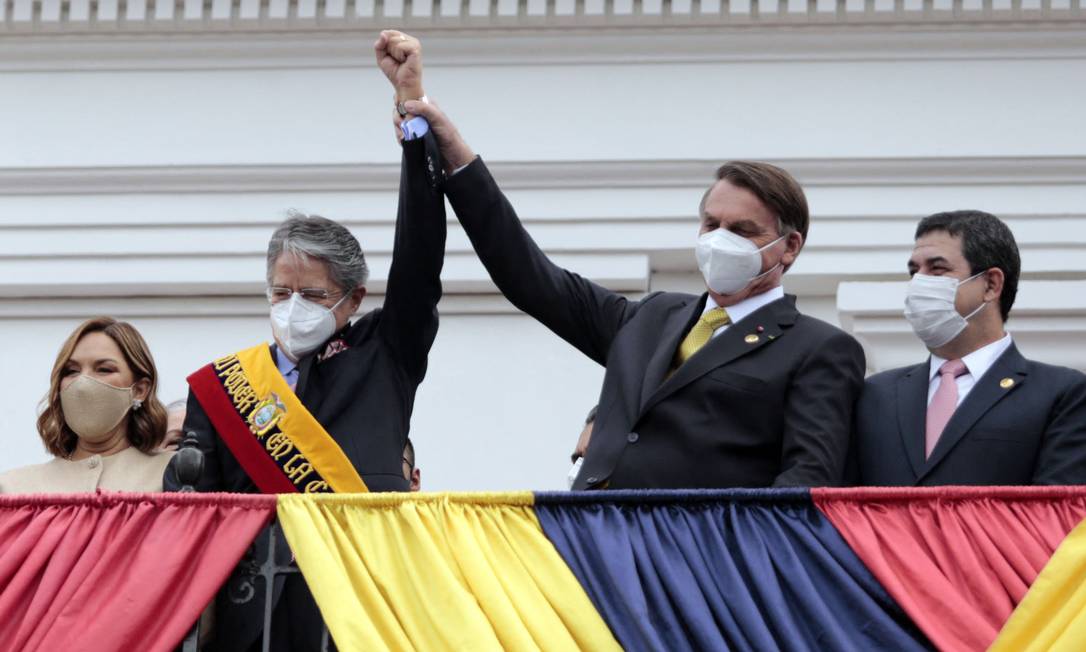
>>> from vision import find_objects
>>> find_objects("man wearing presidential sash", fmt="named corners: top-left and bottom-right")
top-left (163, 31), bottom-right (445, 651)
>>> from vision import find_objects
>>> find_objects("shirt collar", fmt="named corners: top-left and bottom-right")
top-left (928, 332), bottom-right (1014, 382)
top-left (703, 285), bottom-right (786, 326)
top-left (274, 345), bottom-right (297, 376)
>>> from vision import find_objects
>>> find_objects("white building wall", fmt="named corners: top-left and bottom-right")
top-left (1, 1), bottom-right (1084, 489)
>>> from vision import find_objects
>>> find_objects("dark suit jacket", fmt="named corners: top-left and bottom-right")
top-left (852, 342), bottom-right (1086, 485)
top-left (163, 136), bottom-right (445, 650)
top-left (443, 158), bottom-right (866, 489)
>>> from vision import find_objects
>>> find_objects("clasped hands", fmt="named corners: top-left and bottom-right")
top-left (374, 30), bottom-right (476, 174)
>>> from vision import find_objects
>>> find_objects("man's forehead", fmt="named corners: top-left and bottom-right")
top-left (272, 252), bottom-right (331, 285)
top-left (910, 231), bottom-right (965, 263)
top-left (702, 180), bottom-right (773, 222)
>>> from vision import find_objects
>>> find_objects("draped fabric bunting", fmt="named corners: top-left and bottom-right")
top-left (813, 486), bottom-right (1086, 652)
top-left (989, 516), bottom-right (1086, 651)
top-left (5, 488), bottom-right (1086, 652)
top-left (534, 489), bottom-right (932, 652)
top-left (0, 492), bottom-right (276, 652)
top-left (276, 492), bottom-right (621, 652)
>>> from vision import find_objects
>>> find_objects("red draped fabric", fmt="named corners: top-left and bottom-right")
top-left (813, 486), bottom-right (1086, 652)
top-left (0, 492), bottom-right (276, 652)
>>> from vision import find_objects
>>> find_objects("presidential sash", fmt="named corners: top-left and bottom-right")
top-left (187, 344), bottom-right (368, 494)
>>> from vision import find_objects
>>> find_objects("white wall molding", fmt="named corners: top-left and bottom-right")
top-left (0, 292), bottom-right (609, 317)
top-left (3, 0), bottom-right (1083, 33)
top-left (2, 156), bottom-right (1084, 298)
top-left (3, 156), bottom-right (1085, 197)
top-left (0, 250), bottom-right (652, 297)
top-left (2, 21), bottom-right (1086, 73)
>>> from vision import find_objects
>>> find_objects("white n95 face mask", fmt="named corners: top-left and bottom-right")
top-left (270, 293), bottom-right (347, 361)
top-left (904, 272), bottom-right (988, 349)
top-left (695, 229), bottom-right (786, 295)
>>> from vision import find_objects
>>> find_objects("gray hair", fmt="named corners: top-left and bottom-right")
top-left (266, 211), bottom-right (369, 293)
top-left (166, 399), bottom-right (187, 413)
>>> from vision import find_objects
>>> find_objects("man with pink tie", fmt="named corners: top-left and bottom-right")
top-left (852, 210), bottom-right (1086, 485)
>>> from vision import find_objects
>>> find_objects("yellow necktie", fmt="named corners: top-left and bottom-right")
top-left (675, 306), bottom-right (731, 366)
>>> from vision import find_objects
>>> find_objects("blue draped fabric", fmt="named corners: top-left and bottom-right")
top-left (534, 489), bottom-right (932, 652)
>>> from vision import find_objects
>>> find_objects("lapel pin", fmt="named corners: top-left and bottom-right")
top-left (1000, 378), bottom-right (1015, 389)
top-left (756, 325), bottom-right (765, 333)
top-left (745, 334), bottom-right (760, 344)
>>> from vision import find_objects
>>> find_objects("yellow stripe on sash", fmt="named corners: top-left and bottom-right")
top-left (234, 344), bottom-right (367, 494)
top-left (990, 516), bottom-right (1086, 651)
top-left (277, 492), bottom-right (621, 651)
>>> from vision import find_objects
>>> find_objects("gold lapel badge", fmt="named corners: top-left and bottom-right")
top-left (999, 378), bottom-right (1015, 389)
top-left (744, 334), bottom-right (760, 344)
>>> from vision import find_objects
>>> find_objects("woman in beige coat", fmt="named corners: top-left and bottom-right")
top-left (0, 317), bottom-right (173, 493)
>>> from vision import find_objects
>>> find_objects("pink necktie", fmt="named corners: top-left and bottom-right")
top-left (925, 358), bottom-right (968, 458)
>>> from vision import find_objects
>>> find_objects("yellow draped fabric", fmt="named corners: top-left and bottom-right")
top-left (277, 492), bottom-right (621, 652)
top-left (989, 517), bottom-right (1086, 651)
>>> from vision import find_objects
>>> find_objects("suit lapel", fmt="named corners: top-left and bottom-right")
top-left (639, 295), bottom-right (705, 409)
top-left (920, 343), bottom-right (1029, 480)
top-left (293, 323), bottom-right (352, 402)
top-left (639, 296), bottom-right (798, 418)
top-left (895, 362), bottom-right (931, 480)
top-left (295, 353), bottom-right (316, 400)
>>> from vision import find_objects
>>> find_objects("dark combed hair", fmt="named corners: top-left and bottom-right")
top-left (915, 210), bottom-right (1021, 322)
top-left (712, 161), bottom-right (810, 243)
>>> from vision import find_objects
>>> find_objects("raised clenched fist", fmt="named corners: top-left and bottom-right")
top-left (374, 30), bottom-right (424, 102)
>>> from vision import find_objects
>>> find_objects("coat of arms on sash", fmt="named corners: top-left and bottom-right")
top-left (248, 393), bottom-right (286, 437)
top-left (188, 343), bottom-right (367, 494)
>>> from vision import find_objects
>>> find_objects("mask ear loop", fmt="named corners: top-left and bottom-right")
top-left (963, 301), bottom-right (988, 321)
top-left (329, 293), bottom-right (349, 311)
top-left (749, 261), bottom-right (783, 284)
top-left (960, 270), bottom-right (990, 321)
top-left (961, 270), bottom-right (986, 285)
top-left (748, 232), bottom-right (791, 283)
top-left (755, 233), bottom-right (789, 253)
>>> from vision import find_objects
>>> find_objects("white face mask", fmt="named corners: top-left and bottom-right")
top-left (904, 272), bottom-right (988, 349)
top-left (270, 293), bottom-right (347, 362)
top-left (695, 229), bottom-right (786, 295)
top-left (566, 457), bottom-right (584, 490)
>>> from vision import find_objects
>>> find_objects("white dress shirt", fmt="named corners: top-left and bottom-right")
top-left (703, 285), bottom-right (786, 339)
top-left (927, 333), bottom-right (1014, 407)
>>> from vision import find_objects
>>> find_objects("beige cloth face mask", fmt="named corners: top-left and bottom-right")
top-left (60, 375), bottom-right (135, 442)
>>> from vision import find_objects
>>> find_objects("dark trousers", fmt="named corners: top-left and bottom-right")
top-left (213, 575), bottom-right (331, 652)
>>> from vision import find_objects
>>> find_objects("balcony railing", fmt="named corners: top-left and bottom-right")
top-left (177, 522), bottom-right (334, 652)
top-left (5, 435), bottom-right (1086, 650)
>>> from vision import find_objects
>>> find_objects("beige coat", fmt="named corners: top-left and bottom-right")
top-left (0, 446), bottom-right (175, 494)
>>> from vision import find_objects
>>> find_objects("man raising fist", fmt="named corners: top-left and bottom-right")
top-left (381, 32), bottom-right (866, 491)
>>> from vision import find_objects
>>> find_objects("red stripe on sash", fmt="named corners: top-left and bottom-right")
top-left (187, 363), bottom-right (298, 494)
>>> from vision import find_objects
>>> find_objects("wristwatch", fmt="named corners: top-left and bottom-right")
top-left (396, 95), bottom-right (429, 117)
